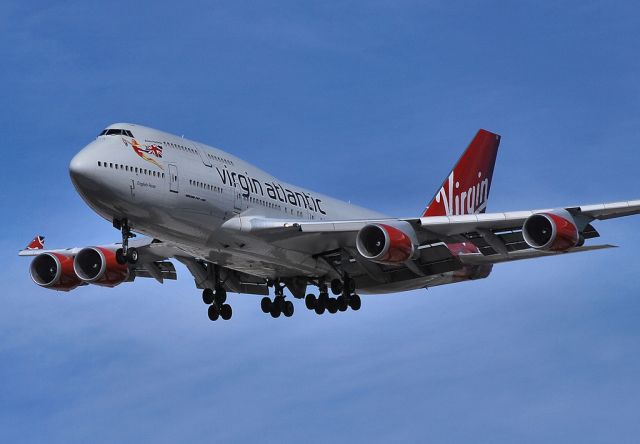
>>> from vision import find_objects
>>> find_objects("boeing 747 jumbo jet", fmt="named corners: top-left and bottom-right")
top-left (19, 124), bottom-right (640, 321)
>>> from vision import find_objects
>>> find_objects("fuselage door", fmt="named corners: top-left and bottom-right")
top-left (194, 143), bottom-right (212, 167)
top-left (169, 164), bottom-right (179, 193)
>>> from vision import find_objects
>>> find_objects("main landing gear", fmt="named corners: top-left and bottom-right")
top-left (203, 286), bottom-right (232, 321)
top-left (304, 277), bottom-right (361, 315)
top-left (202, 265), bottom-right (232, 321)
top-left (261, 280), bottom-right (294, 318)
top-left (114, 218), bottom-right (139, 265)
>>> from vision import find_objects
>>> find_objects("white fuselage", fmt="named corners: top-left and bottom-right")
top-left (69, 123), bottom-right (386, 281)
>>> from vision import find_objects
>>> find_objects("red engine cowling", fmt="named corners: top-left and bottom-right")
top-left (522, 212), bottom-right (579, 251)
top-left (30, 252), bottom-right (82, 291)
top-left (356, 223), bottom-right (416, 264)
top-left (73, 247), bottom-right (129, 287)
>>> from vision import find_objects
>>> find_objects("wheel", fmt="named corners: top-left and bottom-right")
top-left (270, 304), bottom-right (281, 318)
top-left (214, 287), bottom-right (227, 304)
top-left (274, 296), bottom-right (285, 311)
top-left (116, 248), bottom-right (126, 265)
top-left (220, 304), bottom-right (232, 320)
top-left (337, 296), bottom-right (348, 312)
top-left (202, 288), bottom-right (214, 305)
top-left (207, 305), bottom-right (219, 321)
top-left (126, 247), bottom-right (139, 264)
top-left (315, 303), bottom-right (325, 315)
top-left (261, 297), bottom-right (272, 313)
top-left (349, 294), bottom-right (361, 311)
top-left (330, 279), bottom-right (343, 295)
top-left (283, 301), bottom-right (294, 317)
top-left (305, 294), bottom-right (317, 310)
top-left (327, 298), bottom-right (338, 314)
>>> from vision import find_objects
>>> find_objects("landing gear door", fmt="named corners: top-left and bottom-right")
top-left (193, 143), bottom-right (212, 167)
top-left (169, 164), bottom-right (179, 193)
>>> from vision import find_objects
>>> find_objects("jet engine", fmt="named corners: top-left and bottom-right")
top-left (30, 252), bottom-right (82, 291)
top-left (522, 211), bottom-right (580, 251)
top-left (356, 223), bottom-right (417, 264)
top-left (73, 247), bottom-right (130, 287)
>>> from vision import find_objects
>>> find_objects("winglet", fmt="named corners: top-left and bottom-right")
top-left (423, 129), bottom-right (501, 217)
top-left (26, 235), bottom-right (45, 250)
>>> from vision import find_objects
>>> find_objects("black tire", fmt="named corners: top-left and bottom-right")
top-left (330, 279), bottom-right (343, 295)
top-left (207, 305), bottom-right (219, 321)
top-left (283, 301), bottom-right (294, 317)
top-left (261, 297), bottom-right (272, 313)
top-left (305, 294), bottom-right (317, 310)
top-left (115, 248), bottom-right (126, 265)
top-left (349, 294), bottom-right (361, 311)
top-left (270, 304), bottom-right (281, 318)
top-left (337, 296), bottom-right (348, 312)
top-left (126, 247), bottom-right (139, 264)
top-left (220, 304), bottom-right (232, 320)
top-left (202, 288), bottom-right (214, 305)
top-left (274, 296), bottom-right (285, 311)
top-left (315, 303), bottom-right (325, 315)
top-left (327, 298), bottom-right (338, 314)
top-left (214, 287), bottom-right (227, 305)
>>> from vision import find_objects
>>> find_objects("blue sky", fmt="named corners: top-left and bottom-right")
top-left (1, 1), bottom-right (640, 442)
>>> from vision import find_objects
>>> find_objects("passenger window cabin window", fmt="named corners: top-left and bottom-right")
top-left (98, 161), bottom-right (101, 167)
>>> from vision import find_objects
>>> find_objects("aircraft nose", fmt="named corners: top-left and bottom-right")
top-left (69, 144), bottom-right (102, 196)
top-left (69, 148), bottom-right (93, 181)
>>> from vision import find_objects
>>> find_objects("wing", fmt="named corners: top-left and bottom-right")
top-left (221, 199), bottom-right (640, 272)
top-left (18, 236), bottom-right (178, 284)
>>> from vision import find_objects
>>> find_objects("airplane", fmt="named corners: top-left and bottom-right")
top-left (19, 124), bottom-right (640, 321)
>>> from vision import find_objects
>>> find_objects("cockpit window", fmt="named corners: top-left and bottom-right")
top-left (98, 128), bottom-right (135, 137)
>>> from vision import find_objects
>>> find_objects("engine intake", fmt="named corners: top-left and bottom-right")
top-left (522, 212), bottom-right (579, 251)
top-left (356, 223), bottom-right (416, 264)
top-left (30, 253), bottom-right (81, 291)
top-left (73, 247), bottom-right (129, 287)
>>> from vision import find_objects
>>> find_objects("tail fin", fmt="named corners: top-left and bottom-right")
top-left (26, 235), bottom-right (45, 250)
top-left (423, 129), bottom-right (501, 217)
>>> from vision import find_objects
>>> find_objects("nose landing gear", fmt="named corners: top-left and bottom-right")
top-left (114, 218), bottom-right (138, 265)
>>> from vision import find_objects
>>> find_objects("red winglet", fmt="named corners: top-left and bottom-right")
top-left (26, 235), bottom-right (45, 250)
top-left (423, 129), bottom-right (501, 217)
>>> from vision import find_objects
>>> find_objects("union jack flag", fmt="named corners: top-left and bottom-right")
top-left (147, 145), bottom-right (163, 158)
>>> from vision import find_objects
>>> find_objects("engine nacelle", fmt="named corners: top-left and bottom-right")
top-left (522, 211), bottom-right (579, 251)
top-left (73, 247), bottom-right (129, 287)
top-left (356, 223), bottom-right (417, 264)
top-left (30, 253), bottom-right (82, 291)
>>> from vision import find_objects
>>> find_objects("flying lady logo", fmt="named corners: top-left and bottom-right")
top-left (434, 171), bottom-right (490, 216)
top-left (123, 138), bottom-right (164, 170)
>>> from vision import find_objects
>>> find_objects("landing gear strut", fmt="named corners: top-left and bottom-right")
top-left (261, 280), bottom-right (294, 318)
top-left (202, 264), bottom-right (232, 321)
top-left (114, 218), bottom-right (138, 265)
top-left (305, 276), bottom-right (361, 315)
